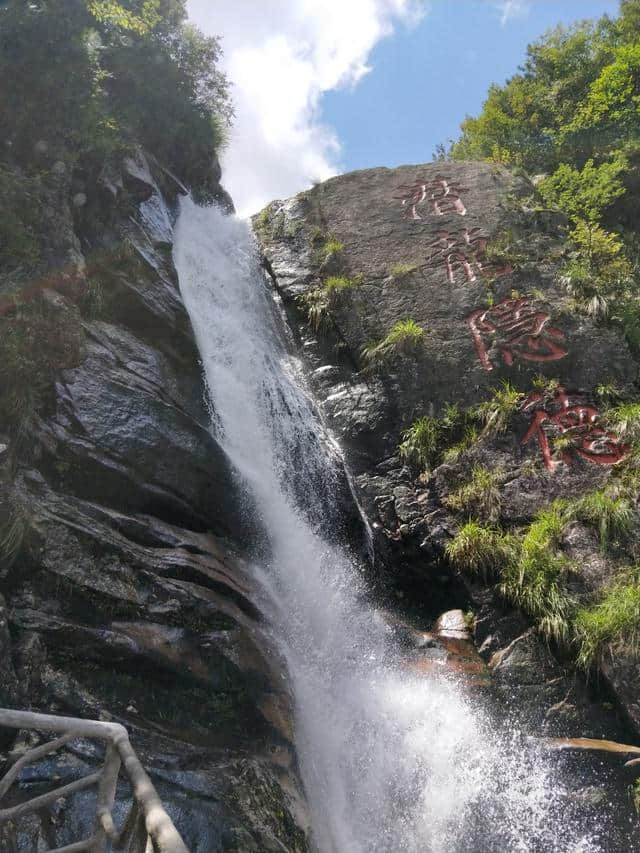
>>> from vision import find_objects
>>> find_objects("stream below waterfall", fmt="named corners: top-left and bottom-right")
top-left (174, 199), bottom-right (631, 853)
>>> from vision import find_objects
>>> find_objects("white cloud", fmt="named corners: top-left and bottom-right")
top-left (495, 0), bottom-right (530, 26)
top-left (187, 0), bottom-right (425, 216)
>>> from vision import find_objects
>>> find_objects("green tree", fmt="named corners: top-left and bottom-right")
top-left (449, 4), bottom-right (638, 170)
top-left (538, 157), bottom-right (627, 223)
top-left (0, 0), bottom-right (231, 187)
top-left (564, 43), bottom-right (640, 144)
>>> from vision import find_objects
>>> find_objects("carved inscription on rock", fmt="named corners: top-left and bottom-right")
top-left (420, 228), bottom-right (512, 285)
top-left (467, 297), bottom-right (568, 371)
top-left (521, 387), bottom-right (628, 471)
top-left (394, 177), bottom-right (468, 220)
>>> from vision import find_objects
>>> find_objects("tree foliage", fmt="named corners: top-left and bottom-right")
top-left (449, 2), bottom-right (639, 169)
top-left (0, 0), bottom-right (231, 186)
top-left (448, 1), bottom-right (640, 338)
top-left (537, 157), bottom-right (627, 223)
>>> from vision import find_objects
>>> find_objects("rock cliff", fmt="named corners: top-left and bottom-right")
top-left (0, 151), bottom-right (307, 851)
top-left (253, 161), bottom-right (640, 810)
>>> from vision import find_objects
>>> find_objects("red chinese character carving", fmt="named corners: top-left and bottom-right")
top-left (420, 228), bottom-right (512, 285)
top-left (467, 297), bottom-right (568, 371)
top-left (394, 176), bottom-right (468, 220)
top-left (521, 387), bottom-right (628, 472)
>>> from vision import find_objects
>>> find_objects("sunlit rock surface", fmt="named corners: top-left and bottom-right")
top-left (254, 161), bottom-right (640, 838)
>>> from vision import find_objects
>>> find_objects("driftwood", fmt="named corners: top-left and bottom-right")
top-left (540, 735), bottom-right (640, 767)
top-left (0, 708), bottom-right (189, 853)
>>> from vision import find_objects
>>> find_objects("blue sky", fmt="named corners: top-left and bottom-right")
top-left (322, 0), bottom-right (619, 172)
top-left (189, 0), bottom-right (622, 214)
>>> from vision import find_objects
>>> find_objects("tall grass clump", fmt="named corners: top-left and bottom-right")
top-left (445, 464), bottom-right (503, 521)
top-left (324, 275), bottom-right (355, 294)
top-left (568, 491), bottom-right (633, 550)
top-left (399, 404), bottom-right (482, 474)
top-left (363, 319), bottom-right (425, 365)
top-left (473, 380), bottom-right (524, 435)
top-left (298, 275), bottom-right (356, 333)
top-left (607, 402), bottom-right (640, 442)
top-left (399, 416), bottom-right (440, 471)
top-left (574, 573), bottom-right (640, 668)
top-left (499, 502), bottom-right (574, 643)
top-left (446, 520), bottom-right (517, 581)
top-left (322, 238), bottom-right (344, 259)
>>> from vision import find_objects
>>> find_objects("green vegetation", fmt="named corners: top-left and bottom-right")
top-left (445, 483), bottom-right (640, 654)
top-left (449, 1), bottom-right (640, 170)
top-left (322, 238), bottom-right (345, 259)
top-left (504, 502), bottom-right (573, 638)
top-left (255, 206), bottom-right (273, 230)
top-left (500, 548), bottom-right (574, 644)
top-left (399, 404), bottom-right (482, 473)
top-left (299, 276), bottom-right (357, 333)
top-left (399, 383), bottom-right (526, 475)
top-left (362, 319), bottom-right (425, 365)
top-left (568, 491), bottom-right (633, 549)
top-left (324, 275), bottom-right (355, 294)
top-left (441, 426), bottom-right (480, 464)
top-left (595, 382), bottom-right (623, 400)
top-left (445, 521), bottom-right (516, 580)
top-left (473, 380), bottom-right (524, 435)
top-left (575, 571), bottom-right (640, 667)
top-left (483, 228), bottom-right (527, 269)
top-left (399, 416), bottom-right (440, 471)
top-left (300, 288), bottom-right (331, 333)
top-left (538, 157), bottom-right (628, 225)
top-left (0, 0), bottom-right (231, 190)
top-left (0, 3), bottom-right (232, 438)
top-left (446, 0), bottom-right (640, 339)
top-left (390, 263), bottom-right (418, 281)
top-left (444, 465), bottom-right (503, 521)
top-left (448, 502), bottom-right (574, 644)
top-left (607, 401), bottom-right (640, 441)
top-left (0, 168), bottom-right (44, 271)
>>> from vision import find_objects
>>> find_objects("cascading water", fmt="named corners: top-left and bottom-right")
top-left (174, 198), bottom-right (624, 853)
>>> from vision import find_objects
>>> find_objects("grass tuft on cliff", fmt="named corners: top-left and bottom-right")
top-left (363, 319), bottom-right (425, 365)
top-left (324, 275), bottom-right (355, 294)
top-left (446, 521), bottom-right (517, 581)
top-left (445, 465), bottom-right (503, 522)
top-left (568, 492), bottom-right (633, 550)
top-left (399, 404), bottom-right (482, 474)
top-left (575, 571), bottom-right (640, 668)
top-left (300, 288), bottom-right (331, 333)
top-left (389, 263), bottom-right (418, 281)
top-left (323, 238), bottom-right (345, 259)
top-left (447, 501), bottom-right (575, 644)
top-left (473, 381), bottom-right (524, 435)
top-left (607, 402), bottom-right (640, 441)
top-left (399, 416), bottom-right (440, 471)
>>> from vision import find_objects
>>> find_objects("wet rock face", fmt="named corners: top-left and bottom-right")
top-left (0, 152), bottom-right (308, 851)
top-left (253, 163), bottom-right (640, 747)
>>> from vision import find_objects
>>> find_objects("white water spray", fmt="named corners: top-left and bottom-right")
top-left (174, 199), bottom-right (615, 853)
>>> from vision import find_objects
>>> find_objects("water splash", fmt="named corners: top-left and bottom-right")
top-left (174, 199), bottom-right (613, 853)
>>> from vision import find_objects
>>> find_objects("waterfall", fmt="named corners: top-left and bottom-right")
top-left (174, 199), bottom-right (618, 853)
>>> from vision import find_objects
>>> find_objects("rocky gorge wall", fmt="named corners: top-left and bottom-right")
top-left (0, 151), bottom-right (308, 851)
top-left (253, 161), bottom-right (640, 823)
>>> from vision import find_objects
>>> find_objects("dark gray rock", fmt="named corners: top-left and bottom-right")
top-left (0, 153), bottom-right (308, 850)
